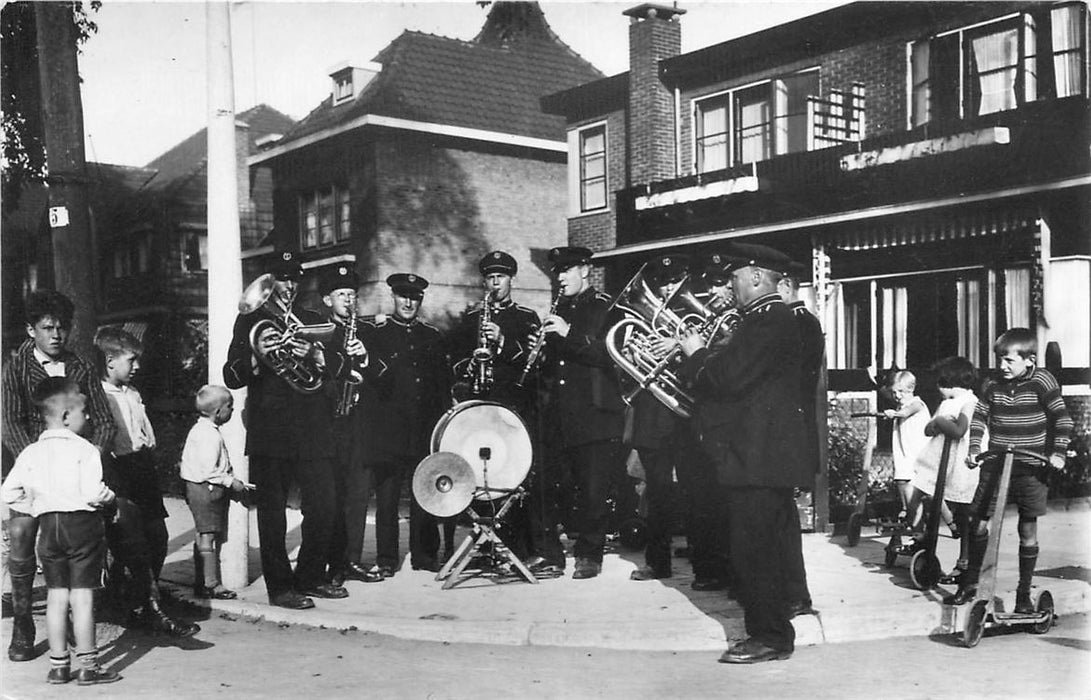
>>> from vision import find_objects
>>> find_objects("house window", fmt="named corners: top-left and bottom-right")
top-left (909, 7), bottom-right (1086, 126)
top-left (695, 95), bottom-right (729, 173)
top-left (333, 74), bottom-right (353, 104)
top-left (1052, 4), bottom-right (1087, 98)
top-left (300, 186), bottom-right (351, 250)
top-left (579, 124), bottom-right (607, 211)
top-left (694, 69), bottom-right (819, 171)
top-left (182, 231), bottom-right (208, 272)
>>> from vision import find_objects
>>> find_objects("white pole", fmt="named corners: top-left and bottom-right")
top-left (206, 1), bottom-right (249, 590)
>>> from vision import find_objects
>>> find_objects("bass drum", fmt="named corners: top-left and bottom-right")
top-left (430, 400), bottom-right (533, 501)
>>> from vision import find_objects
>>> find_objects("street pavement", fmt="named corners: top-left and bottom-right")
top-left (152, 495), bottom-right (1091, 652)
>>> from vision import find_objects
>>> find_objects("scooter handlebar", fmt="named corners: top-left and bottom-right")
top-left (970, 447), bottom-right (1051, 468)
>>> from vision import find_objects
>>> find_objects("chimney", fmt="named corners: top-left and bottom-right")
top-left (624, 3), bottom-right (684, 185)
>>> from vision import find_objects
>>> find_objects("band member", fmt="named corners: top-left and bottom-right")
top-left (2, 291), bottom-right (115, 660)
top-left (223, 250), bottom-right (350, 609)
top-left (356, 273), bottom-right (451, 579)
top-left (447, 251), bottom-right (542, 559)
top-left (536, 246), bottom-right (626, 580)
top-left (317, 265), bottom-right (372, 583)
top-left (680, 242), bottom-right (810, 664)
top-left (777, 260), bottom-right (823, 617)
top-left (628, 254), bottom-right (689, 582)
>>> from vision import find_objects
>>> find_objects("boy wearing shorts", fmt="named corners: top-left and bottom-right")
top-left (944, 328), bottom-right (1073, 610)
top-left (180, 385), bottom-right (250, 599)
top-left (0, 378), bottom-right (120, 685)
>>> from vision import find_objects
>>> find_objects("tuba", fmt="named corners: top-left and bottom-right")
top-left (238, 273), bottom-right (337, 394)
top-left (605, 268), bottom-right (738, 418)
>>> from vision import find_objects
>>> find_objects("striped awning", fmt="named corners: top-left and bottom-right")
top-left (831, 208), bottom-right (1037, 251)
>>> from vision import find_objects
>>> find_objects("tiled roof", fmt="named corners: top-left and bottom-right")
top-left (143, 104), bottom-right (295, 189)
top-left (279, 11), bottom-right (602, 147)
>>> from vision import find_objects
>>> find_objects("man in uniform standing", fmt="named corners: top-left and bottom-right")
top-left (356, 273), bottom-right (451, 579)
top-left (224, 251), bottom-right (350, 609)
top-left (537, 246), bottom-right (626, 580)
top-left (680, 242), bottom-right (809, 663)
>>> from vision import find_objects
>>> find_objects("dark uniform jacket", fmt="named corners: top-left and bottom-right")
top-left (543, 287), bottom-right (624, 447)
top-left (790, 300), bottom-right (825, 476)
top-left (448, 298), bottom-right (540, 412)
top-left (223, 306), bottom-right (347, 460)
top-left (356, 315), bottom-right (451, 465)
top-left (682, 292), bottom-right (809, 489)
top-left (324, 315), bottom-right (371, 420)
top-left (2, 340), bottom-right (115, 463)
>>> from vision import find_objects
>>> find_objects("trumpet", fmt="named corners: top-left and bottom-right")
top-left (515, 291), bottom-right (560, 388)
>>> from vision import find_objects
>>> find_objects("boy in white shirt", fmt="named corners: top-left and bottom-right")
top-left (0, 378), bottom-right (119, 685)
top-left (180, 385), bottom-right (250, 599)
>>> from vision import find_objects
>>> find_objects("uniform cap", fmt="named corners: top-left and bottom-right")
top-left (270, 249), bottom-right (303, 281)
top-left (548, 246), bottom-right (593, 272)
top-left (386, 272), bottom-right (429, 300)
top-left (479, 250), bottom-right (517, 276)
top-left (720, 242), bottom-right (792, 273)
top-left (319, 265), bottom-right (360, 296)
top-left (645, 253), bottom-right (690, 286)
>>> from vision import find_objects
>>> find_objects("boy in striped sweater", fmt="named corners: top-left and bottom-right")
top-left (943, 328), bottom-right (1073, 611)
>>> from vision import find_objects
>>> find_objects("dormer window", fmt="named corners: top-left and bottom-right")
top-left (333, 72), bottom-right (354, 104)
top-left (328, 61), bottom-right (382, 106)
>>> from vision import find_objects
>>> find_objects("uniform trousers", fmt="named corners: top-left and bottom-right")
top-left (780, 495), bottom-right (811, 605)
top-left (251, 454), bottom-right (337, 595)
top-left (722, 487), bottom-right (797, 652)
top-left (329, 418), bottom-right (368, 570)
top-left (636, 446), bottom-right (675, 574)
top-left (677, 445), bottom-right (732, 582)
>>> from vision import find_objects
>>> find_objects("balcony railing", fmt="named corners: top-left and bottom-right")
top-left (808, 83), bottom-right (866, 149)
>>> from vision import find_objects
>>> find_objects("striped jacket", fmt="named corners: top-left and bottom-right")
top-left (969, 368), bottom-right (1073, 474)
top-left (2, 340), bottom-right (115, 467)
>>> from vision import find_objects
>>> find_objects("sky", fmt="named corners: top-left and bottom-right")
top-left (77, 0), bottom-right (848, 167)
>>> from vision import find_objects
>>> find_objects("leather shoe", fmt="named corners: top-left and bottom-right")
top-left (572, 558), bottom-right (601, 580)
top-left (1015, 589), bottom-right (1035, 614)
top-left (412, 560), bottom-right (441, 573)
top-left (76, 667), bottom-right (121, 686)
top-left (718, 639), bottom-right (792, 664)
top-left (526, 555), bottom-right (564, 572)
top-left (47, 666), bottom-right (71, 684)
top-left (787, 600), bottom-right (817, 618)
top-left (630, 565), bottom-right (670, 581)
top-left (363, 565), bottom-right (395, 583)
top-left (269, 591), bottom-right (315, 610)
top-left (328, 570), bottom-right (346, 588)
top-left (691, 577), bottom-right (729, 592)
top-left (299, 583), bottom-right (349, 599)
top-left (195, 585), bottom-right (238, 600)
top-left (942, 585), bottom-right (977, 606)
top-left (344, 562), bottom-right (373, 582)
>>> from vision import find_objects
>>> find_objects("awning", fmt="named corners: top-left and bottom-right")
top-left (830, 208), bottom-right (1038, 251)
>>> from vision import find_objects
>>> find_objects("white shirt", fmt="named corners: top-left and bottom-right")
top-left (33, 347), bottom-right (66, 377)
top-left (179, 417), bottom-right (234, 486)
top-left (101, 381), bottom-right (156, 455)
top-left (1, 429), bottom-right (111, 516)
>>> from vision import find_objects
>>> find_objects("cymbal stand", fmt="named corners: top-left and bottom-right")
top-left (436, 448), bottom-right (538, 589)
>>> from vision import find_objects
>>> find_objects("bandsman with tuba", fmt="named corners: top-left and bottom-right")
top-left (223, 248), bottom-right (352, 610)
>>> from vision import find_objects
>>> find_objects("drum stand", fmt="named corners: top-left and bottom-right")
top-left (436, 448), bottom-right (539, 590)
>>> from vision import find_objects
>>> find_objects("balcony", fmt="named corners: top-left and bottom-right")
top-left (616, 96), bottom-right (1090, 246)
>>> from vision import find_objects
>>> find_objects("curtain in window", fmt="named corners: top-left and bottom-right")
top-left (1023, 15), bottom-right (1038, 102)
top-left (911, 41), bottom-right (931, 127)
top-left (1052, 5), bottom-right (1084, 97)
top-left (969, 28), bottom-right (1019, 115)
top-left (696, 99), bottom-right (728, 173)
top-left (1004, 267), bottom-right (1031, 328)
top-left (302, 195), bottom-right (318, 249)
top-left (580, 128), bottom-right (606, 210)
top-left (880, 286), bottom-right (907, 369)
top-left (956, 277), bottom-right (981, 366)
top-left (735, 87), bottom-right (771, 164)
top-left (318, 190), bottom-right (335, 245)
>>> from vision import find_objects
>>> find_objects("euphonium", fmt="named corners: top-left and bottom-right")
top-left (515, 291), bottom-right (560, 388)
top-left (238, 273), bottom-right (336, 394)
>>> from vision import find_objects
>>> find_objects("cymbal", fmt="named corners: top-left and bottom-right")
top-left (412, 452), bottom-right (475, 517)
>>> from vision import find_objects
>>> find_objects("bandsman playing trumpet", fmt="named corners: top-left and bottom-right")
top-left (223, 249), bottom-right (351, 610)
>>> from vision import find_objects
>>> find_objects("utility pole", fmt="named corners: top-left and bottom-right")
top-left (34, 1), bottom-right (97, 355)
top-left (207, 1), bottom-right (249, 590)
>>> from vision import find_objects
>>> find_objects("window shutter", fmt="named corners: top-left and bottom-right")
top-left (930, 34), bottom-right (960, 123)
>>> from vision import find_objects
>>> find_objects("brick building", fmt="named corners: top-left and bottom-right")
top-left (247, 2), bottom-right (603, 325)
top-left (542, 2), bottom-right (1091, 515)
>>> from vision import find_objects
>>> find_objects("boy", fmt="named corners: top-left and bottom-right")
top-left (94, 327), bottom-right (198, 637)
top-left (1, 290), bottom-right (114, 661)
top-left (883, 370), bottom-right (929, 528)
top-left (944, 328), bottom-right (1073, 611)
top-left (0, 378), bottom-right (120, 685)
top-left (180, 385), bottom-right (250, 599)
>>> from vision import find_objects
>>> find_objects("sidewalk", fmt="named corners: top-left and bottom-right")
top-left (158, 496), bottom-right (1091, 652)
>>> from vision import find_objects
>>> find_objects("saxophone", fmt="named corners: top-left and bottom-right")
top-left (334, 313), bottom-right (364, 417)
top-left (469, 290), bottom-right (496, 396)
top-left (514, 291), bottom-right (560, 388)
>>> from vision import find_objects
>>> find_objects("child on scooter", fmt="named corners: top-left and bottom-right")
top-left (944, 329), bottom-right (1072, 611)
top-left (908, 357), bottom-right (979, 579)
top-left (884, 371), bottom-right (929, 527)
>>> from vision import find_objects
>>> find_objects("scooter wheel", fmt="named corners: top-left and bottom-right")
top-left (909, 550), bottom-right (941, 589)
top-left (884, 535), bottom-right (899, 567)
top-left (1031, 590), bottom-right (1054, 634)
top-left (963, 599), bottom-right (988, 648)
top-left (847, 513), bottom-right (862, 547)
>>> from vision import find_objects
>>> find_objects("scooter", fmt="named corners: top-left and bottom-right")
top-left (961, 446), bottom-right (1055, 648)
top-left (846, 412), bottom-right (908, 548)
top-left (902, 437), bottom-right (955, 588)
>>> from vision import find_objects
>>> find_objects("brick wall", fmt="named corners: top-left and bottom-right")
top-left (628, 9), bottom-right (681, 184)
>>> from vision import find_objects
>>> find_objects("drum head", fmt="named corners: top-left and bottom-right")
top-left (431, 401), bottom-right (532, 500)
top-left (412, 452), bottom-right (476, 517)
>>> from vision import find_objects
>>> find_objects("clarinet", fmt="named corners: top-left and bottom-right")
top-left (515, 292), bottom-right (560, 388)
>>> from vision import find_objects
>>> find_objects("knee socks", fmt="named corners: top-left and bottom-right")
top-left (964, 530), bottom-right (989, 586)
top-left (1018, 545), bottom-right (1039, 593)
